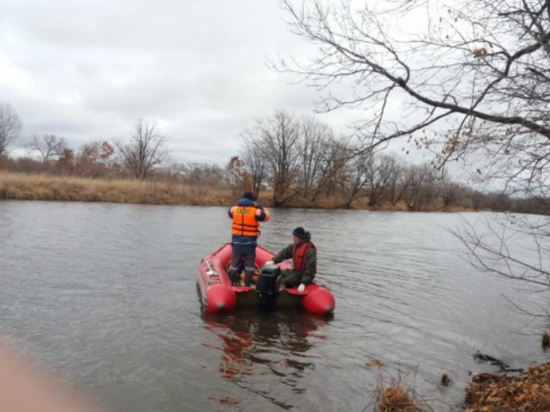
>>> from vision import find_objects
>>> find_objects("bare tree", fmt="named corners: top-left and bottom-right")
top-left (436, 167), bottom-right (465, 209)
top-left (373, 155), bottom-right (407, 206)
top-left (0, 102), bottom-right (22, 157)
top-left (367, 154), bottom-right (403, 207)
top-left (401, 164), bottom-right (438, 211)
top-left (341, 150), bottom-right (402, 208)
top-left (279, 0), bottom-right (550, 170)
top-left (279, 0), bottom-right (550, 286)
top-left (344, 148), bottom-right (373, 208)
top-left (243, 111), bottom-right (350, 205)
top-left (298, 118), bottom-right (333, 198)
top-left (343, 152), bottom-right (404, 208)
top-left (27, 134), bottom-right (67, 162)
top-left (454, 215), bottom-right (550, 289)
top-left (116, 119), bottom-right (168, 180)
top-left (311, 138), bottom-right (349, 201)
top-left (178, 162), bottom-right (227, 200)
top-left (242, 141), bottom-right (268, 199)
top-left (226, 156), bottom-right (251, 198)
top-left (243, 111), bottom-right (303, 206)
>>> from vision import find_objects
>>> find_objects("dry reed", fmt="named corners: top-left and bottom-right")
top-left (0, 172), bottom-right (476, 211)
top-left (0, 172), bottom-right (234, 206)
top-left (367, 374), bottom-right (430, 412)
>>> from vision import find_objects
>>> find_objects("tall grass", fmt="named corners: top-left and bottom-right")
top-left (368, 374), bottom-right (431, 412)
top-left (0, 173), bottom-right (234, 206)
top-left (0, 172), bottom-right (475, 211)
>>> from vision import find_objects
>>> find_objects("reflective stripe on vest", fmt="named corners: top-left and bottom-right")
top-left (231, 206), bottom-right (260, 237)
top-left (292, 241), bottom-right (316, 273)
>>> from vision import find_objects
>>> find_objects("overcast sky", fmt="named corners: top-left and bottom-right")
top-left (0, 0), bottom-right (375, 165)
top-left (0, 0), bottom-right (482, 191)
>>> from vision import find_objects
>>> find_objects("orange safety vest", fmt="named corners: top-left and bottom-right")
top-left (231, 205), bottom-right (261, 237)
top-left (292, 242), bottom-right (316, 273)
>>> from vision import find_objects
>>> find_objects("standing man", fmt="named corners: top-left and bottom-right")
top-left (228, 192), bottom-right (270, 286)
top-left (266, 227), bottom-right (316, 292)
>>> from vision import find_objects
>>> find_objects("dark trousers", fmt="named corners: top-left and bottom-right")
top-left (228, 244), bottom-right (256, 286)
top-left (280, 269), bottom-right (302, 288)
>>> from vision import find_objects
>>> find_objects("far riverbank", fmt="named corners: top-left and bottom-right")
top-left (0, 172), bottom-right (475, 212)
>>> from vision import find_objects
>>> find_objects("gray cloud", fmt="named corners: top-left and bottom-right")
top-left (0, 0), bottom-right (450, 171)
top-left (1, 0), bottom-right (332, 164)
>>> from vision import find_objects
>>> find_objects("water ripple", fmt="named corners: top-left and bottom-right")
top-left (0, 202), bottom-right (549, 411)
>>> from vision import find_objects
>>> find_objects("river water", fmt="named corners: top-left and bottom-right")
top-left (0, 201), bottom-right (549, 411)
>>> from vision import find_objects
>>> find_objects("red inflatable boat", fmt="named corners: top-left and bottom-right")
top-left (197, 243), bottom-right (335, 314)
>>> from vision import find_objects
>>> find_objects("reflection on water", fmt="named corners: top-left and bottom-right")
top-left (202, 311), bottom-right (330, 410)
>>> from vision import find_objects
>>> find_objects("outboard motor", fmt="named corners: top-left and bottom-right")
top-left (256, 264), bottom-right (280, 309)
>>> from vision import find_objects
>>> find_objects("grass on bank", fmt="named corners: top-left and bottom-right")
top-left (0, 173), bottom-right (234, 206)
top-left (0, 172), bottom-right (475, 211)
top-left (374, 376), bottom-right (427, 412)
top-left (371, 363), bottom-right (550, 412)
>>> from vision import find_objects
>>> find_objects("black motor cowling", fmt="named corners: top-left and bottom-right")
top-left (256, 264), bottom-right (280, 309)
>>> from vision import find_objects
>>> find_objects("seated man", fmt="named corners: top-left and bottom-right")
top-left (267, 227), bottom-right (316, 292)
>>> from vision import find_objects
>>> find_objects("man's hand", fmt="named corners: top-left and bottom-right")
top-left (297, 284), bottom-right (306, 293)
